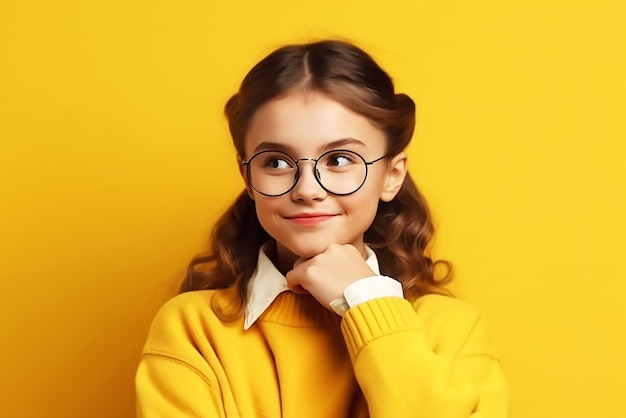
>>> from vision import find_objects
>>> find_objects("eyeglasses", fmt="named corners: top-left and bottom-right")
top-left (241, 149), bottom-right (386, 197)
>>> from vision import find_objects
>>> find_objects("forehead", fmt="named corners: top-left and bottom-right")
top-left (244, 91), bottom-right (386, 157)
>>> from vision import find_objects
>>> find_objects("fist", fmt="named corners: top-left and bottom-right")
top-left (285, 243), bottom-right (375, 308)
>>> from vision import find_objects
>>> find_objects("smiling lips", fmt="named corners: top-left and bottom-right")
top-left (284, 213), bottom-right (337, 226)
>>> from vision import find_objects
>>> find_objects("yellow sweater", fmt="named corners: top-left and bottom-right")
top-left (136, 288), bottom-right (509, 417)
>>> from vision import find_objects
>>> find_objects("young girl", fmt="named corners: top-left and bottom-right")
top-left (136, 40), bottom-right (509, 417)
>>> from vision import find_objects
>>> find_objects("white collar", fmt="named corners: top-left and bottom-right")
top-left (243, 243), bottom-right (381, 330)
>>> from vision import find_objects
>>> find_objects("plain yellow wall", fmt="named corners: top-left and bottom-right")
top-left (1, 1), bottom-right (624, 417)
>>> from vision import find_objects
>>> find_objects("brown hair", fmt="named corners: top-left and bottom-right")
top-left (180, 40), bottom-right (452, 307)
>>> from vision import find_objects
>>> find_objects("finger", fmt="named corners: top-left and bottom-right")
top-left (292, 257), bottom-right (308, 269)
top-left (285, 269), bottom-right (309, 294)
top-left (289, 284), bottom-right (309, 294)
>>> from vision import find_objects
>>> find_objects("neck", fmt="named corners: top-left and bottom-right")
top-left (266, 241), bottom-right (296, 275)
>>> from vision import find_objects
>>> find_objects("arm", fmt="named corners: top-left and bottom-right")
top-left (136, 352), bottom-right (225, 418)
top-left (135, 295), bottom-right (228, 418)
top-left (286, 244), bottom-right (509, 416)
top-left (341, 297), bottom-right (509, 418)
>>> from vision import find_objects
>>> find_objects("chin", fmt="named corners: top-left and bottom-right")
top-left (289, 244), bottom-right (328, 259)
top-left (279, 235), bottom-right (361, 260)
top-left (277, 239), bottom-right (332, 260)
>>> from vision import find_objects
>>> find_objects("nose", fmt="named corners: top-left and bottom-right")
top-left (290, 159), bottom-right (327, 202)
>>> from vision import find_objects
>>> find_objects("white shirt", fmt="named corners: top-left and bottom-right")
top-left (243, 244), bottom-right (404, 330)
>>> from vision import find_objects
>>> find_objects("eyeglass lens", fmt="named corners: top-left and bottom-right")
top-left (246, 149), bottom-right (369, 196)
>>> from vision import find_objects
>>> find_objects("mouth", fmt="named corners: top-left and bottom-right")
top-left (284, 213), bottom-right (337, 226)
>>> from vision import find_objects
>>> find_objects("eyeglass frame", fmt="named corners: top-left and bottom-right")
top-left (240, 148), bottom-right (387, 197)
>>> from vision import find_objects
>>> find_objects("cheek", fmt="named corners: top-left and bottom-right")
top-left (353, 174), bottom-right (385, 205)
top-left (344, 188), bottom-right (382, 220)
top-left (253, 197), bottom-right (270, 217)
top-left (252, 196), bottom-right (281, 229)
top-left (348, 181), bottom-right (386, 220)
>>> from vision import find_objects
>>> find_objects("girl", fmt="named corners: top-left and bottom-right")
top-left (136, 40), bottom-right (509, 417)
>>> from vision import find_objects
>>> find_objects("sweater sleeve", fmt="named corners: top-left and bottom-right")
top-left (341, 296), bottom-right (509, 418)
top-left (136, 352), bottom-right (225, 418)
top-left (135, 296), bottom-right (228, 418)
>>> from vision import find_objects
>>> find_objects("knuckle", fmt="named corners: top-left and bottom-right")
top-left (302, 264), bottom-right (320, 283)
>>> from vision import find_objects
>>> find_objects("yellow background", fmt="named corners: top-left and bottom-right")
top-left (1, 1), bottom-right (624, 417)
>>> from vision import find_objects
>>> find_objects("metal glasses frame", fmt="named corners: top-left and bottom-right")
top-left (241, 148), bottom-right (387, 197)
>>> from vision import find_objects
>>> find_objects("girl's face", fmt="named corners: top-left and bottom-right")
top-left (242, 91), bottom-right (406, 265)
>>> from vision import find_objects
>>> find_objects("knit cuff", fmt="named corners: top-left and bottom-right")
top-left (341, 297), bottom-right (423, 361)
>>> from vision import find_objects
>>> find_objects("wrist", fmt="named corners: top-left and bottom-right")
top-left (329, 275), bottom-right (404, 316)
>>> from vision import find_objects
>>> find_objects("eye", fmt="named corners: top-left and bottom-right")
top-left (325, 152), bottom-right (357, 167)
top-left (257, 152), bottom-right (295, 170)
top-left (265, 157), bottom-right (292, 169)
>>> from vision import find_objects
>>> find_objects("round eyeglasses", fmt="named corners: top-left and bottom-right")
top-left (241, 149), bottom-right (386, 197)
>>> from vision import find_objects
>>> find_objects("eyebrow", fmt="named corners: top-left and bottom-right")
top-left (252, 137), bottom-right (367, 154)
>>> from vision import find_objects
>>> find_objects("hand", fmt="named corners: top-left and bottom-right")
top-left (285, 243), bottom-right (375, 308)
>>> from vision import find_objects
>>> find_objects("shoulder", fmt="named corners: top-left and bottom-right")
top-left (153, 287), bottom-right (241, 321)
top-left (143, 288), bottom-right (242, 352)
top-left (143, 291), bottom-right (213, 347)
top-left (152, 290), bottom-right (215, 323)
top-left (411, 294), bottom-right (495, 356)
top-left (412, 293), bottom-right (481, 325)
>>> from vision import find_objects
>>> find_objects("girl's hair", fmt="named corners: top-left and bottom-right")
top-left (180, 39), bottom-right (452, 308)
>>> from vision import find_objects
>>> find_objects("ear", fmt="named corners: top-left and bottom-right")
top-left (380, 151), bottom-right (407, 202)
top-left (237, 154), bottom-right (255, 200)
